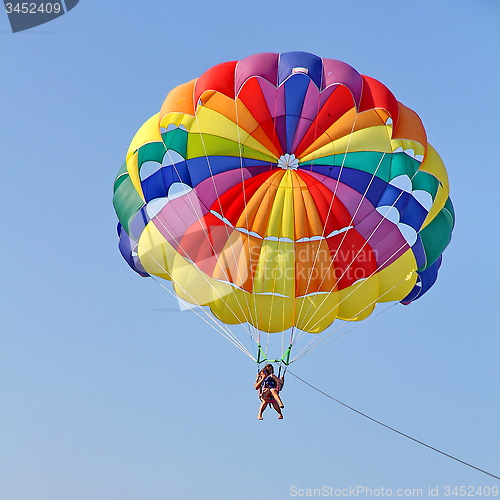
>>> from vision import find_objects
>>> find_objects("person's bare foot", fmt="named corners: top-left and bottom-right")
top-left (257, 415), bottom-right (263, 420)
top-left (278, 414), bottom-right (283, 419)
top-left (279, 404), bottom-right (284, 409)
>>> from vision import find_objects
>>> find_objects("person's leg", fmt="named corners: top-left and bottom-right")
top-left (270, 388), bottom-right (284, 408)
top-left (271, 400), bottom-right (283, 419)
top-left (257, 400), bottom-right (268, 420)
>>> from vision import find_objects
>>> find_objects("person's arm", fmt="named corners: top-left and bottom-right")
top-left (278, 376), bottom-right (284, 390)
top-left (254, 374), bottom-right (264, 390)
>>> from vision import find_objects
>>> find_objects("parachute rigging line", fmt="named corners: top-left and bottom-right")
top-left (294, 103), bottom-right (361, 329)
top-left (233, 88), bottom-right (262, 348)
top-left (150, 274), bottom-right (255, 360)
top-left (157, 148), bottom-right (253, 333)
top-left (153, 127), bottom-right (262, 355)
top-left (291, 158), bottom-right (439, 349)
top-left (191, 111), bottom-right (258, 341)
top-left (297, 144), bottom-right (416, 335)
top-left (136, 189), bottom-right (258, 353)
top-left (288, 370), bottom-right (500, 481)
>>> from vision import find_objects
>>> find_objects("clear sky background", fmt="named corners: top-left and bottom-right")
top-left (1, 1), bottom-right (499, 499)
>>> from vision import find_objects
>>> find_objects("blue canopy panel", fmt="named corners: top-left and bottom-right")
top-left (401, 255), bottom-right (442, 304)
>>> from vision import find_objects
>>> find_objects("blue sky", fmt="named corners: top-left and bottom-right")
top-left (1, 1), bottom-right (499, 499)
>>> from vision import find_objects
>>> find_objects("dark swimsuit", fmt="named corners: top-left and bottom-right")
top-left (260, 376), bottom-right (278, 403)
top-left (263, 376), bottom-right (277, 389)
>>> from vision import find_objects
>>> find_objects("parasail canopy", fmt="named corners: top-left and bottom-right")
top-left (113, 52), bottom-right (454, 363)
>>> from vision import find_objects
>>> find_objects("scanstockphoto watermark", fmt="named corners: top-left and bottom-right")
top-left (3, 0), bottom-right (79, 32)
top-left (290, 486), bottom-right (424, 497)
top-left (165, 224), bottom-right (380, 284)
top-left (250, 245), bottom-right (378, 283)
top-left (289, 485), bottom-right (499, 497)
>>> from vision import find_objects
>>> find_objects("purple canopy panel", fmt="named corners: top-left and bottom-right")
top-left (154, 190), bottom-right (209, 249)
top-left (258, 78), bottom-right (286, 118)
top-left (313, 173), bottom-right (375, 223)
top-left (194, 168), bottom-right (253, 210)
top-left (322, 58), bottom-right (363, 107)
top-left (291, 82), bottom-right (335, 152)
top-left (356, 216), bottom-right (409, 270)
top-left (235, 52), bottom-right (279, 91)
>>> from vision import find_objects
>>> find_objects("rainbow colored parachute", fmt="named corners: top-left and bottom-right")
top-left (113, 52), bottom-right (454, 362)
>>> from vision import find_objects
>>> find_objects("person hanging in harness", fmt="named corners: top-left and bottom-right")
top-left (254, 364), bottom-right (285, 420)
